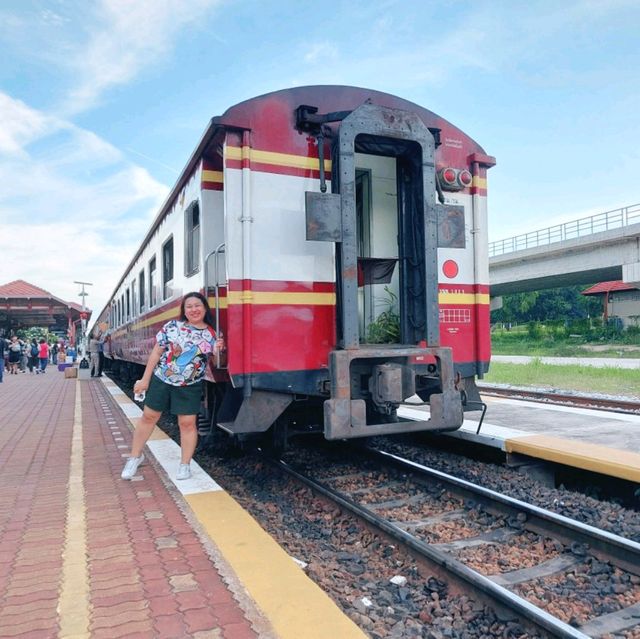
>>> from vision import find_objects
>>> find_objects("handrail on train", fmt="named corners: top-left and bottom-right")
top-left (489, 203), bottom-right (640, 257)
top-left (204, 243), bottom-right (226, 368)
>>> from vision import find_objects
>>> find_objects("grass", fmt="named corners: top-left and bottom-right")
top-left (483, 360), bottom-right (640, 399)
top-left (491, 340), bottom-right (640, 358)
top-left (491, 325), bottom-right (640, 356)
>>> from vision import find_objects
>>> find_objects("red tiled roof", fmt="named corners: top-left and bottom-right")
top-left (581, 280), bottom-right (638, 296)
top-left (0, 279), bottom-right (55, 298)
top-left (0, 279), bottom-right (90, 312)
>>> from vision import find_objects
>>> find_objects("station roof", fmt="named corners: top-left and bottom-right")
top-left (0, 279), bottom-right (91, 331)
top-left (581, 280), bottom-right (638, 296)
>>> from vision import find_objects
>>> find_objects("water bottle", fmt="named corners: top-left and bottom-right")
top-left (134, 381), bottom-right (145, 402)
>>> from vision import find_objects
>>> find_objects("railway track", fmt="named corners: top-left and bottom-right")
top-left (272, 445), bottom-right (640, 638)
top-left (478, 384), bottom-right (640, 414)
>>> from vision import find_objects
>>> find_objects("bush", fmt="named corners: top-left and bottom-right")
top-left (527, 321), bottom-right (544, 340)
top-left (365, 287), bottom-right (400, 344)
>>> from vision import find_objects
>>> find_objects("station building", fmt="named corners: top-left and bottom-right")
top-left (581, 280), bottom-right (640, 328)
top-left (0, 279), bottom-right (90, 342)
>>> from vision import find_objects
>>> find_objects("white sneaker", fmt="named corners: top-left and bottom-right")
top-left (121, 453), bottom-right (145, 480)
top-left (176, 463), bottom-right (191, 480)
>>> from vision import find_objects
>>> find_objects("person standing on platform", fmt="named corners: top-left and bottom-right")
top-left (28, 339), bottom-right (39, 374)
top-left (19, 339), bottom-right (27, 373)
top-left (0, 336), bottom-right (7, 382)
top-left (97, 335), bottom-right (105, 376)
top-left (88, 334), bottom-right (101, 377)
top-left (121, 292), bottom-right (224, 481)
top-left (38, 339), bottom-right (49, 373)
top-left (8, 336), bottom-right (22, 375)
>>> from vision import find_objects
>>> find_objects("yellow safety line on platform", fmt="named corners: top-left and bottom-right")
top-left (99, 376), bottom-right (365, 639)
top-left (58, 381), bottom-right (90, 639)
top-left (186, 492), bottom-right (367, 639)
top-left (505, 434), bottom-right (640, 483)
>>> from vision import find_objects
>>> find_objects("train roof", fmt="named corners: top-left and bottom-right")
top-left (98, 86), bottom-right (491, 322)
top-left (214, 85), bottom-right (488, 156)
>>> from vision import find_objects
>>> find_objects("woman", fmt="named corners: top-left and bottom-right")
top-left (121, 292), bottom-right (224, 481)
top-left (7, 336), bottom-right (22, 375)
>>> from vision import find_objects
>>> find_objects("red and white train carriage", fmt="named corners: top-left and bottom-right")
top-left (95, 85), bottom-right (495, 444)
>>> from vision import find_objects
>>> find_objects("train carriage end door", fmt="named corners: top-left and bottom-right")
top-left (355, 161), bottom-right (401, 344)
top-left (338, 104), bottom-right (440, 349)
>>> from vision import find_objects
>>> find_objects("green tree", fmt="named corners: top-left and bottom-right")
top-left (16, 326), bottom-right (50, 342)
top-left (492, 285), bottom-right (601, 324)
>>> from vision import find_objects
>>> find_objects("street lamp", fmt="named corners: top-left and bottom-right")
top-left (74, 280), bottom-right (92, 356)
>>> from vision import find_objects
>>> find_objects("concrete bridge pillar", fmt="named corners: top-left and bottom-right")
top-left (622, 262), bottom-right (640, 288)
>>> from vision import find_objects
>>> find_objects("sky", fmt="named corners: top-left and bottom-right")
top-left (1, 0), bottom-right (639, 321)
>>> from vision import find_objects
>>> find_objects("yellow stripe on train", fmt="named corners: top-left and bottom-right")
top-left (202, 169), bottom-right (223, 183)
top-left (113, 291), bottom-right (489, 333)
top-left (226, 146), bottom-right (332, 173)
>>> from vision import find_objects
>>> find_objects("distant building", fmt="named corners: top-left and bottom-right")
top-left (0, 279), bottom-right (91, 341)
top-left (581, 281), bottom-right (640, 328)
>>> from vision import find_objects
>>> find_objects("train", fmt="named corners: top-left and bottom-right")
top-left (93, 85), bottom-right (495, 446)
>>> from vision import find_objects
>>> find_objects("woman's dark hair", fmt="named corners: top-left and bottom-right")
top-left (39, 338), bottom-right (46, 344)
top-left (180, 292), bottom-right (215, 328)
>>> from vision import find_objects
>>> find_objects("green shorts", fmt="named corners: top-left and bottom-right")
top-left (144, 375), bottom-right (204, 415)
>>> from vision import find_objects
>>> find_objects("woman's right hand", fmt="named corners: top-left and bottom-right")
top-left (134, 379), bottom-right (149, 394)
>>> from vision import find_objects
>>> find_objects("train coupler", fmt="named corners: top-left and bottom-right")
top-left (323, 346), bottom-right (463, 440)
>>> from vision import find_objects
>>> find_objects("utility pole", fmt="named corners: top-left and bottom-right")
top-left (74, 281), bottom-right (93, 356)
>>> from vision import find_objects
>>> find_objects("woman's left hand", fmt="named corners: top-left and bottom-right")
top-left (215, 337), bottom-right (225, 353)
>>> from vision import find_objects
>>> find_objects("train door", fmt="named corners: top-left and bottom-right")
top-left (334, 111), bottom-right (439, 351)
top-left (355, 158), bottom-right (400, 343)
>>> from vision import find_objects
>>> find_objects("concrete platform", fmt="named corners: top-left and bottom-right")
top-left (0, 369), bottom-right (366, 639)
top-left (400, 394), bottom-right (640, 483)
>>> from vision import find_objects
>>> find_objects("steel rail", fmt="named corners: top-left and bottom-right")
top-left (368, 447), bottom-right (640, 576)
top-left (479, 384), bottom-right (640, 414)
top-left (270, 456), bottom-right (590, 639)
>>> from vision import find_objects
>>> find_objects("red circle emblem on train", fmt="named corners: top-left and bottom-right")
top-left (442, 259), bottom-right (459, 278)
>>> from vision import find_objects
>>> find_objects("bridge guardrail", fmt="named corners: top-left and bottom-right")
top-left (489, 203), bottom-right (640, 257)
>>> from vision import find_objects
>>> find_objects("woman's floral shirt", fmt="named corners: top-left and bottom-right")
top-left (153, 320), bottom-right (216, 386)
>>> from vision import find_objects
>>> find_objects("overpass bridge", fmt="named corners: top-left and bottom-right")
top-left (488, 203), bottom-right (640, 296)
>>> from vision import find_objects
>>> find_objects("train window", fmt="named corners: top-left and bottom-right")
top-left (120, 294), bottom-right (125, 324)
top-left (131, 280), bottom-right (137, 318)
top-left (126, 288), bottom-right (130, 321)
top-left (149, 257), bottom-right (157, 307)
top-left (185, 201), bottom-right (200, 277)
top-left (162, 237), bottom-right (174, 300)
top-left (139, 270), bottom-right (145, 313)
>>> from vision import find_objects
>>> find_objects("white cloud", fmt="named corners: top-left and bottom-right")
top-left (64, 0), bottom-right (223, 114)
top-left (0, 92), bottom-right (168, 318)
top-left (303, 41), bottom-right (339, 63)
top-left (0, 94), bottom-right (61, 156)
